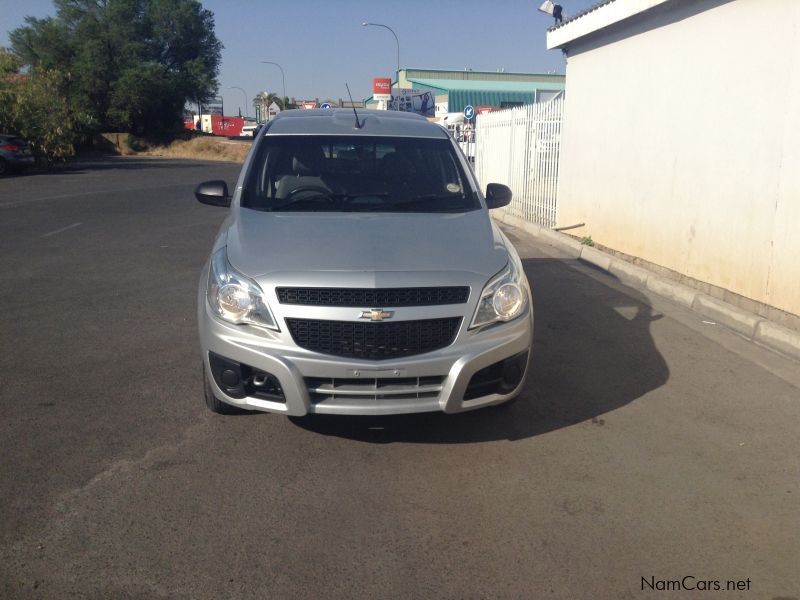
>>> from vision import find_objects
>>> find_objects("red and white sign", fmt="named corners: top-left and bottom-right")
top-left (300, 101), bottom-right (318, 109)
top-left (210, 115), bottom-right (244, 136)
top-left (475, 106), bottom-right (496, 115)
top-left (373, 78), bottom-right (392, 101)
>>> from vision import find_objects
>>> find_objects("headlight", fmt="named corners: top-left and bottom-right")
top-left (470, 259), bottom-right (529, 329)
top-left (207, 247), bottom-right (278, 330)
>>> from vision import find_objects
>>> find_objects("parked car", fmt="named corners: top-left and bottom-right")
top-left (0, 134), bottom-right (35, 175)
top-left (240, 125), bottom-right (257, 137)
top-left (194, 109), bottom-right (533, 416)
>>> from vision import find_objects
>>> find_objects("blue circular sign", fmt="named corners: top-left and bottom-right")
top-left (320, 103), bottom-right (332, 109)
top-left (464, 105), bottom-right (475, 119)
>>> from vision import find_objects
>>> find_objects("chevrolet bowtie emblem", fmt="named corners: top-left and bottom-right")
top-left (359, 309), bottom-right (394, 322)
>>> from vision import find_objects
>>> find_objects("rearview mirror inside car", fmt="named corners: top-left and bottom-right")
top-left (195, 180), bottom-right (231, 207)
top-left (485, 183), bottom-right (512, 209)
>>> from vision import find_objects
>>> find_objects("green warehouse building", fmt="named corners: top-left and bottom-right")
top-left (365, 68), bottom-right (565, 116)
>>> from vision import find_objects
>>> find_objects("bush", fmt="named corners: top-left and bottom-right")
top-left (126, 134), bottom-right (150, 152)
top-left (1, 51), bottom-right (81, 160)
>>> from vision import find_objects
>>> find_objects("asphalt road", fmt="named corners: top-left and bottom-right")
top-left (1, 158), bottom-right (798, 599)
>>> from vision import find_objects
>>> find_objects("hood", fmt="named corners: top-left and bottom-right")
top-left (225, 208), bottom-right (509, 280)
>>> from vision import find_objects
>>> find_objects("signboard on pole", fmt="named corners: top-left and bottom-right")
top-left (373, 78), bottom-right (392, 101)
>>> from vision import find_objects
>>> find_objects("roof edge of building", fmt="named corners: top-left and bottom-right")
top-left (546, 0), bottom-right (673, 49)
top-left (402, 67), bottom-right (565, 79)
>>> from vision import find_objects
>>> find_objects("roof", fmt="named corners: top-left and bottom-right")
top-left (264, 108), bottom-right (447, 138)
top-left (406, 78), bottom-right (566, 93)
top-left (403, 78), bottom-right (565, 113)
top-left (547, 0), bottom-right (673, 50)
top-left (363, 68), bottom-right (565, 103)
top-left (403, 67), bottom-right (565, 81)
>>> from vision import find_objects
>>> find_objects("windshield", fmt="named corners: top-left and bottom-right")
top-left (242, 135), bottom-right (479, 212)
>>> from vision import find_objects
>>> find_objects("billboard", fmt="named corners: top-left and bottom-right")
top-left (389, 88), bottom-right (435, 118)
top-left (200, 96), bottom-right (224, 116)
top-left (373, 78), bottom-right (392, 101)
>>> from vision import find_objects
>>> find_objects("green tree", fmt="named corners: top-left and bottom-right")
top-left (254, 91), bottom-right (289, 122)
top-left (254, 91), bottom-right (282, 109)
top-left (9, 0), bottom-right (222, 135)
top-left (0, 47), bottom-right (80, 158)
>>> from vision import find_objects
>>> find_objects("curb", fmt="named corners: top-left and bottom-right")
top-left (493, 211), bottom-right (800, 362)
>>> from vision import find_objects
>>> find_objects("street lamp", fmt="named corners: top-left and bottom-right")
top-left (261, 61), bottom-right (286, 106)
top-left (229, 86), bottom-right (248, 118)
top-left (361, 22), bottom-right (400, 89)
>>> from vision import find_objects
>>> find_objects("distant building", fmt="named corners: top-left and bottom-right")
top-left (548, 0), bottom-right (800, 320)
top-left (364, 68), bottom-right (565, 114)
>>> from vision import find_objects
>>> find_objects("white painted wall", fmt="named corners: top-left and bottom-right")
top-left (556, 0), bottom-right (800, 316)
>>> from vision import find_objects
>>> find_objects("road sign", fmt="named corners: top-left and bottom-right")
top-left (464, 105), bottom-right (475, 120)
top-left (320, 102), bottom-right (332, 109)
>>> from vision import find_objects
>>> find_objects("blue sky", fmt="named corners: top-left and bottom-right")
top-left (2, 0), bottom-right (597, 113)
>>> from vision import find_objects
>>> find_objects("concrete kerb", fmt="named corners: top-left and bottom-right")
top-left (492, 210), bottom-right (800, 362)
top-left (692, 294), bottom-right (763, 339)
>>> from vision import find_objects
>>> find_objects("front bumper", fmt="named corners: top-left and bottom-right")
top-left (198, 295), bottom-right (533, 417)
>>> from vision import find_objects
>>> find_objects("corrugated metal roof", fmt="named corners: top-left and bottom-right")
top-left (446, 90), bottom-right (535, 113)
top-left (403, 68), bottom-right (566, 83)
top-left (404, 78), bottom-right (565, 113)
top-left (548, 0), bottom-right (617, 32)
top-left (363, 74), bottom-right (566, 107)
top-left (406, 78), bottom-right (566, 92)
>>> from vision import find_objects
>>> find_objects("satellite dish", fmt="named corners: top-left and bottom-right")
top-left (538, 0), bottom-right (555, 15)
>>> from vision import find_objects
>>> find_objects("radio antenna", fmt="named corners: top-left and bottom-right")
top-left (345, 83), bottom-right (362, 129)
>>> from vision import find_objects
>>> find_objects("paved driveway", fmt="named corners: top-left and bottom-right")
top-left (1, 158), bottom-right (798, 599)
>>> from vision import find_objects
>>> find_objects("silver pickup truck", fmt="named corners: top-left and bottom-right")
top-left (195, 109), bottom-right (532, 417)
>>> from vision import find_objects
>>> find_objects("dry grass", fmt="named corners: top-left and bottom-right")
top-left (143, 136), bottom-right (251, 163)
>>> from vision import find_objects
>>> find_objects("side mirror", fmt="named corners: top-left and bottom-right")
top-left (485, 183), bottom-right (512, 209)
top-left (195, 180), bottom-right (231, 207)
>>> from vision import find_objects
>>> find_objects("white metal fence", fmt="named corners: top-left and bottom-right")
top-left (474, 97), bottom-right (563, 227)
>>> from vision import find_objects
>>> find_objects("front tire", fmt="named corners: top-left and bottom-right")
top-left (203, 363), bottom-right (249, 415)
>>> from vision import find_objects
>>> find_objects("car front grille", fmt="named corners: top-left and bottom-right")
top-left (306, 375), bottom-right (446, 403)
top-left (285, 317), bottom-right (462, 360)
top-left (276, 286), bottom-right (470, 307)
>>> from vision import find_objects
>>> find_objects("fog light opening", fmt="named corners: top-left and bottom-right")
top-left (208, 352), bottom-right (286, 403)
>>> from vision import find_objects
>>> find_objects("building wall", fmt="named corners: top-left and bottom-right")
top-left (557, 0), bottom-right (800, 316)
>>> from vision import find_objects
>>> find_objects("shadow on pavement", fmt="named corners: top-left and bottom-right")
top-left (291, 257), bottom-right (670, 443)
